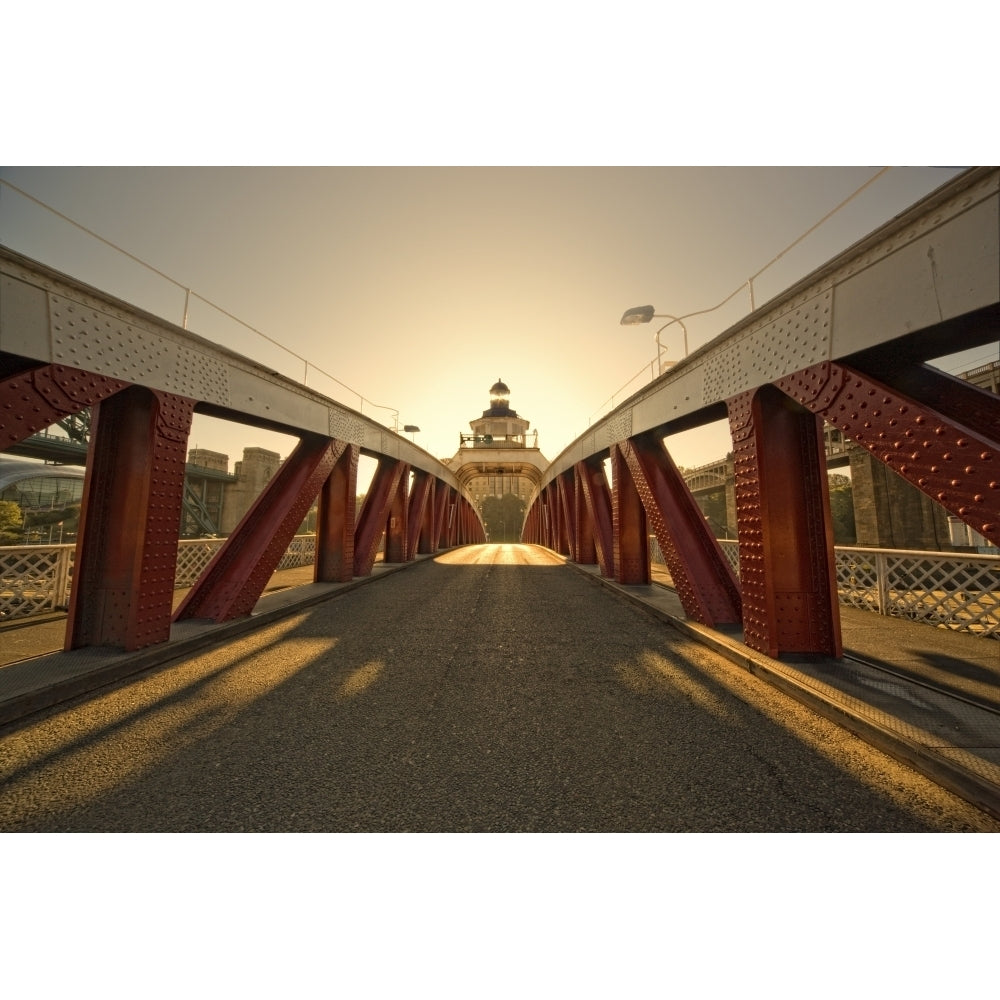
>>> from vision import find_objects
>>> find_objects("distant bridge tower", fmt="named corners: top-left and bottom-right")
top-left (443, 378), bottom-right (548, 514)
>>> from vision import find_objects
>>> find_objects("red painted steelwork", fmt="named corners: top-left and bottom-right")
top-left (610, 442), bottom-right (650, 585)
top-left (384, 464), bottom-right (411, 562)
top-left (775, 361), bottom-right (1000, 548)
top-left (433, 485), bottom-right (451, 549)
top-left (354, 457), bottom-right (407, 576)
top-left (69, 386), bottom-right (195, 650)
top-left (556, 472), bottom-right (575, 558)
top-left (728, 386), bottom-right (841, 658)
top-left (0, 363), bottom-right (128, 449)
top-left (572, 465), bottom-right (597, 565)
top-left (620, 433), bottom-right (742, 626)
top-left (417, 477), bottom-right (437, 555)
top-left (575, 458), bottom-right (614, 577)
top-left (174, 434), bottom-right (340, 622)
top-left (407, 470), bottom-right (432, 560)
top-left (315, 442), bottom-right (359, 584)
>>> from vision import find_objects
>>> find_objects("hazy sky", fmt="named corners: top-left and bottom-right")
top-left (2, 165), bottom-right (986, 472)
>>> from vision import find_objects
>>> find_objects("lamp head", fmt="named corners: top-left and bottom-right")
top-left (620, 304), bottom-right (656, 326)
top-left (403, 425), bottom-right (420, 433)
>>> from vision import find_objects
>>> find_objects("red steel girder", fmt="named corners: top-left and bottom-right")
top-left (315, 441), bottom-right (359, 584)
top-left (1, 363), bottom-right (128, 449)
top-left (406, 470), bottom-right (433, 560)
top-left (774, 360), bottom-right (1000, 547)
top-left (555, 472), bottom-right (575, 559)
top-left (384, 463), bottom-right (411, 562)
top-left (728, 385), bottom-right (842, 658)
top-left (572, 464), bottom-right (597, 565)
top-left (417, 477), bottom-right (438, 555)
top-left (620, 433), bottom-right (742, 626)
top-left (354, 457), bottom-right (407, 576)
top-left (68, 386), bottom-right (195, 650)
top-left (575, 458), bottom-right (614, 576)
top-left (433, 485), bottom-right (452, 549)
top-left (174, 434), bottom-right (341, 622)
top-left (610, 442), bottom-right (650, 585)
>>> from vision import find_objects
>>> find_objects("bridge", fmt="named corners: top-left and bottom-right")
top-left (1, 166), bottom-right (999, 830)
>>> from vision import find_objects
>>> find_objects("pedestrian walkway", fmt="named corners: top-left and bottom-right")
top-left (1, 549), bottom-right (998, 820)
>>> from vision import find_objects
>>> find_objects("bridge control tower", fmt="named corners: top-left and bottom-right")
top-left (443, 378), bottom-right (548, 516)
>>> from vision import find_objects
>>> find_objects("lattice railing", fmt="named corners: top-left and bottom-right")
top-left (0, 534), bottom-right (320, 622)
top-left (0, 544), bottom-right (74, 621)
top-left (652, 538), bottom-right (1000, 639)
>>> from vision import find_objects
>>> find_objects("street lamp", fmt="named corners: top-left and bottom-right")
top-left (620, 304), bottom-right (689, 375)
top-left (403, 424), bottom-right (420, 442)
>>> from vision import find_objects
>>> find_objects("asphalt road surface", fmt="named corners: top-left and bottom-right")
top-left (1, 543), bottom-right (997, 832)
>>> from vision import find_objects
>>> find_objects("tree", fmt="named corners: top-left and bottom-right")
top-left (0, 501), bottom-right (24, 545)
top-left (828, 473), bottom-right (856, 545)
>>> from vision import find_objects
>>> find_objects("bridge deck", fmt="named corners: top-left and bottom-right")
top-left (1, 544), bottom-right (997, 831)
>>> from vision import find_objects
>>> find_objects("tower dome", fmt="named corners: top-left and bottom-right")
top-left (486, 378), bottom-right (514, 417)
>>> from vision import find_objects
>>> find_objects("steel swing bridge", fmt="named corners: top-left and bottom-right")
top-left (1, 167), bottom-right (998, 668)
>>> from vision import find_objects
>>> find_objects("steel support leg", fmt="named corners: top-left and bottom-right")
top-left (406, 470), bottom-right (432, 560)
top-left (354, 457), bottom-right (407, 575)
top-left (728, 385), bottom-right (841, 658)
top-left (69, 386), bottom-right (194, 650)
top-left (610, 442), bottom-right (649, 585)
top-left (175, 434), bottom-right (340, 622)
top-left (556, 472), bottom-right (575, 558)
top-left (575, 458), bottom-right (614, 576)
top-left (620, 432), bottom-right (742, 626)
top-left (417, 478), bottom-right (437, 555)
top-left (572, 465), bottom-right (597, 565)
top-left (315, 441), bottom-right (358, 583)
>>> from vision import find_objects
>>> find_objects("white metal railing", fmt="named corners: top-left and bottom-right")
top-left (4, 535), bottom-right (998, 638)
top-left (648, 537), bottom-right (1000, 639)
top-left (0, 536), bottom-right (317, 622)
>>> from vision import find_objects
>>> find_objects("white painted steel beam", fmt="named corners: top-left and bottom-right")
top-left (539, 167), bottom-right (1000, 492)
top-left (0, 246), bottom-right (462, 490)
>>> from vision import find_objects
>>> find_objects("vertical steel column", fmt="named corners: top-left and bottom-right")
top-left (315, 441), bottom-right (358, 583)
top-left (69, 386), bottom-right (194, 650)
top-left (383, 465), bottom-right (410, 563)
top-left (555, 472), bottom-right (575, 558)
top-left (572, 465), bottom-right (597, 565)
top-left (407, 469), bottom-right (432, 560)
top-left (418, 478), bottom-right (438, 555)
top-left (575, 457), bottom-right (614, 577)
top-left (433, 485), bottom-right (451, 549)
top-left (610, 442), bottom-right (649, 585)
top-left (354, 457), bottom-right (407, 575)
top-left (618, 432), bottom-right (742, 626)
top-left (174, 434), bottom-right (340, 622)
top-left (728, 385), bottom-right (841, 658)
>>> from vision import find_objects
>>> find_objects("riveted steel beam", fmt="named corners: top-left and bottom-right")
top-left (174, 434), bottom-right (340, 622)
top-left (727, 385), bottom-right (841, 658)
top-left (610, 442), bottom-right (650, 585)
top-left (354, 457), bottom-right (407, 575)
top-left (619, 432), bottom-right (742, 626)
top-left (384, 464), bottom-right (411, 563)
top-left (572, 465), bottom-right (597, 566)
top-left (69, 386), bottom-right (195, 650)
top-left (0, 363), bottom-right (129, 450)
top-left (575, 458), bottom-right (613, 576)
top-left (417, 477), bottom-right (437, 555)
top-left (555, 472), bottom-right (575, 558)
top-left (406, 470), bottom-right (433, 561)
top-left (774, 360), bottom-right (1000, 548)
top-left (315, 441), bottom-right (359, 583)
